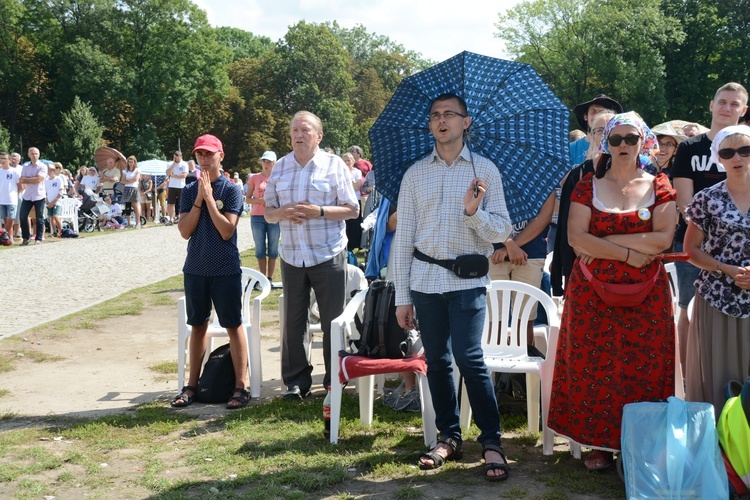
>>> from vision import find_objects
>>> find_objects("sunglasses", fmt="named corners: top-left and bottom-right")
top-left (607, 134), bottom-right (641, 147)
top-left (717, 146), bottom-right (750, 160)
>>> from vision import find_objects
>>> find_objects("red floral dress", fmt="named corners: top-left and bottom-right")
top-left (547, 173), bottom-right (676, 451)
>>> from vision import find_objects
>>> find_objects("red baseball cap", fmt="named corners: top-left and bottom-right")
top-left (192, 134), bottom-right (223, 153)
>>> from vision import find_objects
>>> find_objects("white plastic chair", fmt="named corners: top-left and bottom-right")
top-left (540, 316), bottom-right (582, 458)
top-left (665, 262), bottom-right (679, 319)
top-left (177, 268), bottom-right (270, 398)
top-left (457, 281), bottom-right (558, 436)
top-left (59, 197), bottom-right (80, 233)
top-left (329, 287), bottom-right (437, 447)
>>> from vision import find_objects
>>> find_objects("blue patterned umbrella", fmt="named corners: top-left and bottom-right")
top-left (368, 51), bottom-right (570, 224)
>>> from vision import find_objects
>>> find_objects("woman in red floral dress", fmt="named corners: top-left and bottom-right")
top-left (547, 112), bottom-right (677, 471)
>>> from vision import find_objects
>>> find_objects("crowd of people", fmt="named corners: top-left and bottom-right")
top-left (5, 78), bottom-right (747, 486)
top-left (547, 83), bottom-right (750, 473)
top-left (0, 145), bottom-right (277, 244)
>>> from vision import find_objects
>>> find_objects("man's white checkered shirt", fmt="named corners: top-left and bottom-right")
top-left (392, 144), bottom-right (512, 306)
top-left (264, 149), bottom-right (359, 267)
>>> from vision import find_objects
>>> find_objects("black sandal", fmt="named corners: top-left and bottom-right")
top-left (482, 443), bottom-right (510, 482)
top-left (226, 388), bottom-right (250, 410)
top-left (171, 385), bottom-right (197, 407)
top-left (418, 437), bottom-right (463, 470)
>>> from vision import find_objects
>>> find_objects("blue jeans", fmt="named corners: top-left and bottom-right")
top-left (20, 198), bottom-right (46, 242)
top-left (251, 215), bottom-right (280, 259)
top-left (411, 287), bottom-right (501, 447)
top-left (673, 241), bottom-right (700, 309)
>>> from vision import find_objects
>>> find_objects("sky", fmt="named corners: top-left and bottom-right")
top-left (195, 0), bottom-right (525, 63)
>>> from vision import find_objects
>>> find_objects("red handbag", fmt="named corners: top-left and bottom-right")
top-left (579, 260), bottom-right (661, 307)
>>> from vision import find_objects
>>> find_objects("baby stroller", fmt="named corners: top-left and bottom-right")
top-left (77, 188), bottom-right (105, 232)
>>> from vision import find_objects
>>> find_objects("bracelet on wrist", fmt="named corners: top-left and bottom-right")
top-left (193, 203), bottom-right (202, 209)
top-left (716, 262), bottom-right (723, 274)
top-left (625, 249), bottom-right (630, 263)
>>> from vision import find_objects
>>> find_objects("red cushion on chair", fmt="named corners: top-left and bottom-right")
top-left (338, 355), bottom-right (427, 384)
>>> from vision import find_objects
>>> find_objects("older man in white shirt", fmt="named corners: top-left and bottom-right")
top-left (264, 111), bottom-right (359, 400)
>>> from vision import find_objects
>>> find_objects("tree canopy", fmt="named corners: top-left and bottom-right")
top-left (495, 0), bottom-right (749, 128)
top-left (1, 0), bottom-right (747, 176)
top-left (0, 1), bottom-right (428, 176)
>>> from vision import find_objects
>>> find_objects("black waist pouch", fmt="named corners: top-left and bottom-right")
top-left (414, 249), bottom-right (489, 279)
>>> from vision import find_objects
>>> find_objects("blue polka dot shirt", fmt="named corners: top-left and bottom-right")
top-left (180, 175), bottom-right (243, 276)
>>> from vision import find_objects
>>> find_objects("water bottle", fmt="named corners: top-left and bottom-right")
top-left (323, 386), bottom-right (331, 439)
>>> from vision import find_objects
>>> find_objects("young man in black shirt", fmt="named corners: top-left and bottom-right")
top-left (670, 82), bottom-right (748, 377)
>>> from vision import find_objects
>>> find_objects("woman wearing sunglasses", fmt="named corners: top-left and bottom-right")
top-left (684, 125), bottom-right (750, 412)
top-left (547, 112), bottom-right (677, 472)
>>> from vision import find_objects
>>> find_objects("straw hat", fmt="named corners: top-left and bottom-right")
top-left (651, 122), bottom-right (688, 144)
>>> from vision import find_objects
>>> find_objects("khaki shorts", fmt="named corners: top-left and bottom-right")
top-left (489, 258), bottom-right (545, 320)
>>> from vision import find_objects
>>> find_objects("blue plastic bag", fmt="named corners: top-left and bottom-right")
top-left (347, 250), bottom-right (359, 267)
top-left (621, 397), bottom-right (728, 499)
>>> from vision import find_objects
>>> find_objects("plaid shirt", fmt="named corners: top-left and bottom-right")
top-left (265, 149), bottom-right (358, 267)
top-left (392, 145), bottom-right (512, 306)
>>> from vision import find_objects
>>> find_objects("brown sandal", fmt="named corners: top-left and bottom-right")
top-left (418, 437), bottom-right (463, 470)
top-left (482, 443), bottom-right (510, 481)
top-left (226, 388), bottom-right (250, 410)
top-left (171, 385), bottom-right (197, 407)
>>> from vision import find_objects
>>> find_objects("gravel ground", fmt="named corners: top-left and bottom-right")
top-left (1, 223), bottom-right (254, 339)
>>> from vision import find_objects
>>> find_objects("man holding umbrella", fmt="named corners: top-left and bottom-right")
top-left (392, 93), bottom-right (513, 481)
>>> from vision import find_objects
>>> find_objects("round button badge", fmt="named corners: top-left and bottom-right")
top-left (637, 207), bottom-right (651, 221)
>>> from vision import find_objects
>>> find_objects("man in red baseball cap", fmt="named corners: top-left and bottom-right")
top-left (172, 134), bottom-right (251, 410)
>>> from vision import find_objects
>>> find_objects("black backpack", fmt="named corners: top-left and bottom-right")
top-left (195, 344), bottom-right (235, 403)
top-left (351, 280), bottom-right (409, 359)
top-left (493, 344), bottom-right (546, 414)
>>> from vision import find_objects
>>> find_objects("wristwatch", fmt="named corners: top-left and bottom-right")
top-left (319, 206), bottom-right (325, 219)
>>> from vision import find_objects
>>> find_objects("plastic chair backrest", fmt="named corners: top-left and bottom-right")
top-left (60, 197), bottom-right (77, 216)
top-left (59, 197), bottom-right (79, 231)
top-left (240, 267), bottom-right (270, 320)
top-left (335, 288), bottom-right (369, 352)
top-left (664, 262), bottom-right (679, 315)
top-left (483, 280), bottom-right (559, 360)
top-left (203, 268), bottom-right (269, 329)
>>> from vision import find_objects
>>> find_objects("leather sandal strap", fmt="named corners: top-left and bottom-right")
top-left (482, 443), bottom-right (504, 457)
top-left (438, 436), bottom-right (462, 454)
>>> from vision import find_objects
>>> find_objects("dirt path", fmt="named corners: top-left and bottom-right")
top-left (0, 297), bottom-right (312, 419)
top-left (1, 224), bottom-right (253, 339)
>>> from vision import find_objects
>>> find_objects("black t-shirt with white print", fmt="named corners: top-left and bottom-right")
top-left (669, 133), bottom-right (727, 242)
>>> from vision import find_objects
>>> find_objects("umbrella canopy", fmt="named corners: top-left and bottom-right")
top-left (94, 147), bottom-right (127, 171)
top-left (368, 51), bottom-right (570, 225)
top-left (137, 159), bottom-right (170, 176)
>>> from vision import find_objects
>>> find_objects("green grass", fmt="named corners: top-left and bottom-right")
top-left (0, 248), bottom-right (626, 498)
top-left (149, 360), bottom-right (178, 374)
top-left (0, 396), bottom-right (625, 498)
